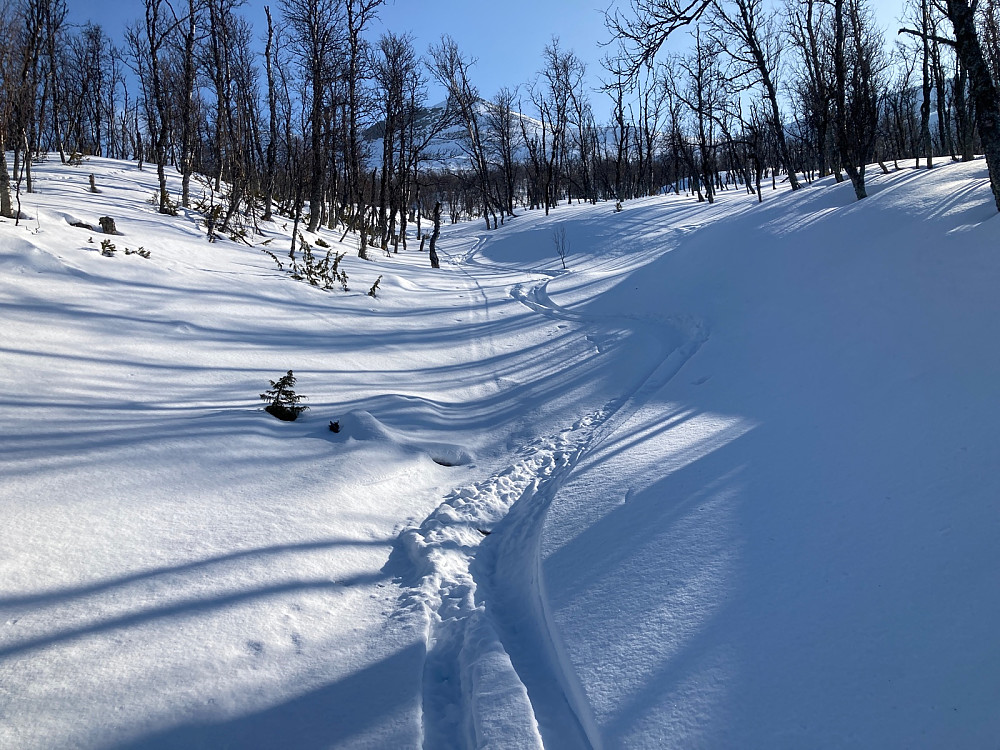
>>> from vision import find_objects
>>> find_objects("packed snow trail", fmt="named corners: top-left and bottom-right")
top-left (390, 430), bottom-right (591, 749)
top-left (390, 215), bottom-right (710, 748)
top-left (471, 414), bottom-right (604, 750)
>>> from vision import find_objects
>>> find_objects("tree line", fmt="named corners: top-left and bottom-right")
top-left (2, 0), bottom-right (1000, 248)
top-left (609, 0), bottom-right (1000, 210)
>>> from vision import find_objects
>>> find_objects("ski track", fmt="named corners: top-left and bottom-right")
top-left (388, 226), bottom-right (709, 749)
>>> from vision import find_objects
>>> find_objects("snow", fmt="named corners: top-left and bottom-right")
top-left (1, 155), bottom-right (999, 748)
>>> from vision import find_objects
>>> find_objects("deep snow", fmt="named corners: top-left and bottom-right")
top-left (1, 156), bottom-right (998, 749)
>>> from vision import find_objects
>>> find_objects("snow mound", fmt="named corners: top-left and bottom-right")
top-left (0, 237), bottom-right (69, 275)
top-left (43, 207), bottom-right (97, 230)
top-left (337, 409), bottom-right (396, 441)
top-left (334, 409), bottom-right (474, 467)
top-left (382, 274), bottom-right (422, 292)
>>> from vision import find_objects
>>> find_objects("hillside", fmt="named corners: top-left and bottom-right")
top-left (1, 156), bottom-right (998, 748)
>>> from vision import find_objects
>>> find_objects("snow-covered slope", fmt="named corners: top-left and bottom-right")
top-left (531, 165), bottom-right (1000, 748)
top-left (1, 156), bottom-right (998, 748)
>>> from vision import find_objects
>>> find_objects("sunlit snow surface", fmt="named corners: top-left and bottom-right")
top-left (1, 157), bottom-right (998, 748)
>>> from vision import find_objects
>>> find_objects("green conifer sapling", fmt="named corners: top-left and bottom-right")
top-left (260, 370), bottom-right (308, 421)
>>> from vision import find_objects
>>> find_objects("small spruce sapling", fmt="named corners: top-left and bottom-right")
top-left (260, 370), bottom-right (308, 421)
top-left (367, 275), bottom-right (382, 298)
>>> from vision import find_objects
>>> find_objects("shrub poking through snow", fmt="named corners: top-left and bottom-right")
top-left (149, 191), bottom-right (178, 217)
top-left (284, 235), bottom-right (348, 291)
top-left (323, 251), bottom-right (349, 291)
top-left (262, 247), bottom-right (284, 271)
top-left (367, 275), bottom-right (382, 298)
top-left (260, 370), bottom-right (308, 421)
top-left (100, 239), bottom-right (116, 256)
top-left (202, 204), bottom-right (222, 242)
top-left (299, 234), bottom-right (318, 284)
top-left (553, 224), bottom-right (569, 270)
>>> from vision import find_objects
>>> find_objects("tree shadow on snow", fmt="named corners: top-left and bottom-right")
top-left (108, 642), bottom-right (424, 750)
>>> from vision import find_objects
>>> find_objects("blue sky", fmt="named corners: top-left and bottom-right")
top-left (68, 0), bottom-right (905, 122)
top-left (373, 0), bottom-right (614, 97)
top-left (68, 0), bottom-right (615, 112)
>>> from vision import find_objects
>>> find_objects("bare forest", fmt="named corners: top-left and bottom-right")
top-left (3, 0), bottom-right (1000, 247)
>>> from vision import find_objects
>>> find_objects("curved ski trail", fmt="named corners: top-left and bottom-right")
top-left (391, 233), bottom-right (708, 749)
top-left (393, 421), bottom-right (601, 748)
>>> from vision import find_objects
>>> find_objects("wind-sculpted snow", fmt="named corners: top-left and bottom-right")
top-left (334, 409), bottom-right (475, 467)
top-left (536, 165), bottom-right (1000, 748)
